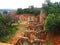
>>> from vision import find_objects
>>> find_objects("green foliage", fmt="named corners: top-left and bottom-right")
top-left (42, 0), bottom-right (60, 16)
top-left (16, 6), bottom-right (41, 16)
top-left (17, 8), bottom-right (23, 14)
top-left (0, 14), bottom-right (19, 42)
top-left (23, 8), bottom-right (32, 13)
top-left (0, 22), bottom-right (8, 37)
top-left (45, 14), bottom-right (60, 35)
top-left (33, 8), bottom-right (40, 16)
top-left (43, 0), bottom-right (60, 35)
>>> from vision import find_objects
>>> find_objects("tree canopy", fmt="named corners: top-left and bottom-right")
top-left (16, 6), bottom-right (41, 16)
top-left (42, 0), bottom-right (60, 16)
top-left (44, 0), bottom-right (60, 35)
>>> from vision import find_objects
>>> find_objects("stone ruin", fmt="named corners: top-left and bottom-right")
top-left (15, 12), bottom-right (46, 45)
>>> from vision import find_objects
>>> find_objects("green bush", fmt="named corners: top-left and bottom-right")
top-left (45, 14), bottom-right (60, 35)
top-left (0, 22), bottom-right (8, 37)
top-left (0, 14), bottom-right (19, 42)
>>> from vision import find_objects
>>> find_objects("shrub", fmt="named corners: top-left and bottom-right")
top-left (17, 8), bottom-right (23, 14)
top-left (0, 14), bottom-right (19, 42)
top-left (0, 22), bottom-right (8, 37)
top-left (45, 14), bottom-right (60, 35)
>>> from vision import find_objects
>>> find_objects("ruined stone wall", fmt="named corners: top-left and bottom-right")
top-left (40, 11), bottom-right (46, 24)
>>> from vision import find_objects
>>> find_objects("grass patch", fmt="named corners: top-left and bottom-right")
top-left (20, 25), bottom-right (27, 32)
top-left (0, 34), bottom-right (12, 42)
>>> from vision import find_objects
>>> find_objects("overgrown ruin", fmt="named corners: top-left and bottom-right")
top-left (15, 12), bottom-right (46, 45)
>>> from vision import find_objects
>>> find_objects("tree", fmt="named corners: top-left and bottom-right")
top-left (17, 8), bottom-right (23, 14)
top-left (33, 8), bottom-right (41, 16)
top-left (42, 0), bottom-right (60, 16)
top-left (42, 3), bottom-right (48, 16)
top-left (45, 14), bottom-right (60, 35)
top-left (23, 8), bottom-right (31, 13)
top-left (16, 6), bottom-right (41, 16)
top-left (29, 6), bottom-right (34, 9)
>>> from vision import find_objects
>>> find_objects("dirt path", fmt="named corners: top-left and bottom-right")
top-left (0, 43), bottom-right (13, 45)
top-left (6, 29), bottom-right (22, 44)
top-left (6, 21), bottom-right (27, 44)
